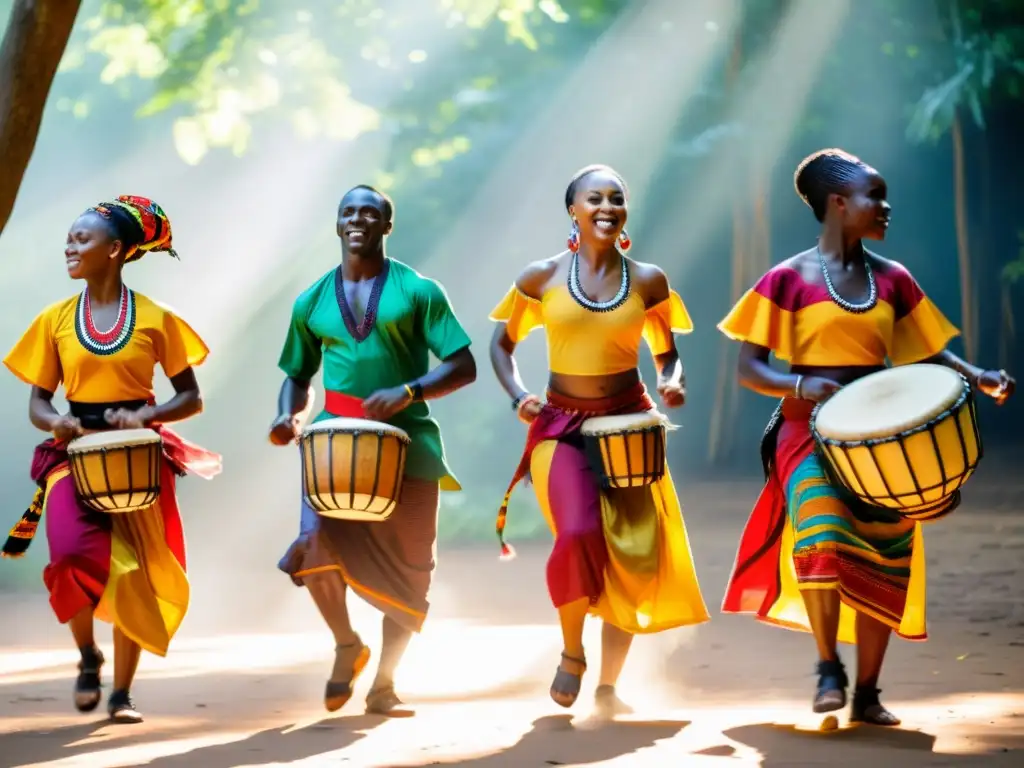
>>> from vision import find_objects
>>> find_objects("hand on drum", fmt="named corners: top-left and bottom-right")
top-left (104, 406), bottom-right (153, 430)
top-left (268, 414), bottom-right (301, 446)
top-left (362, 386), bottom-right (413, 421)
top-left (800, 376), bottom-right (842, 403)
top-left (978, 369), bottom-right (1015, 406)
top-left (49, 414), bottom-right (83, 441)
top-left (657, 381), bottom-right (686, 408)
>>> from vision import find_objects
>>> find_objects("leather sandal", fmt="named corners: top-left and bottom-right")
top-left (594, 684), bottom-right (634, 718)
top-left (324, 640), bottom-right (371, 713)
top-left (107, 688), bottom-right (143, 724)
top-left (813, 658), bottom-right (848, 713)
top-left (365, 684), bottom-right (404, 715)
top-left (550, 652), bottom-right (587, 708)
top-left (850, 686), bottom-right (901, 726)
top-left (74, 646), bottom-right (104, 713)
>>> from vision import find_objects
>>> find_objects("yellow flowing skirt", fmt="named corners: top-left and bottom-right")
top-left (529, 440), bottom-right (709, 634)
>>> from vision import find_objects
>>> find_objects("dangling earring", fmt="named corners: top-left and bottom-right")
top-left (567, 219), bottom-right (580, 253)
top-left (617, 228), bottom-right (631, 254)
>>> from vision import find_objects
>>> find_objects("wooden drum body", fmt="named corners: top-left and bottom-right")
top-left (811, 364), bottom-right (982, 521)
top-left (580, 411), bottom-right (668, 490)
top-left (299, 417), bottom-right (410, 521)
top-left (66, 429), bottom-right (163, 514)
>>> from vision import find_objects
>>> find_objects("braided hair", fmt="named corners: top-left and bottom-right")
top-left (564, 165), bottom-right (630, 212)
top-left (344, 185), bottom-right (394, 223)
top-left (793, 149), bottom-right (869, 222)
top-left (87, 195), bottom-right (177, 263)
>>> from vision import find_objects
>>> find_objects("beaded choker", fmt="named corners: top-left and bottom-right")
top-left (567, 251), bottom-right (630, 313)
top-left (817, 246), bottom-right (877, 314)
top-left (75, 285), bottom-right (136, 355)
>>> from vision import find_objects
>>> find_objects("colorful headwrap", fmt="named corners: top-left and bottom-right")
top-left (87, 195), bottom-right (178, 263)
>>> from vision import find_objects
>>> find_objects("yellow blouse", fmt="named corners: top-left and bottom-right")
top-left (717, 261), bottom-right (958, 367)
top-left (490, 284), bottom-right (692, 376)
top-left (3, 291), bottom-right (209, 402)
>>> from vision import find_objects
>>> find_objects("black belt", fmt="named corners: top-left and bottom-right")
top-left (67, 400), bottom-right (149, 432)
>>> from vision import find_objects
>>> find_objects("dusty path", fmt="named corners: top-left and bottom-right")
top-left (1, 477), bottom-right (1022, 767)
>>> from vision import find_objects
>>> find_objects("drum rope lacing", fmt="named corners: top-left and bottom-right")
top-left (817, 246), bottom-right (877, 314)
top-left (567, 251), bottom-right (631, 312)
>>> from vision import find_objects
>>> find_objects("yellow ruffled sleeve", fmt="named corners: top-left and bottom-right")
top-left (157, 310), bottom-right (210, 378)
top-left (717, 269), bottom-right (796, 362)
top-left (3, 305), bottom-right (62, 392)
top-left (489, 284), bottom-right (543, 343)
top-left (642, 290), bottom-right (693, 355)
top-left (890, 271), bottom-right (959, 366)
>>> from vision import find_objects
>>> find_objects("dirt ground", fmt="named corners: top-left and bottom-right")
top-left (1, 471), bottom-right (1023, 768)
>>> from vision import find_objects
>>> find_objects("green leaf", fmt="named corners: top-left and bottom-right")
top-left (135, 88), bottom-right (180, 117)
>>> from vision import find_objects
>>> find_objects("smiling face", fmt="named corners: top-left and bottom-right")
top-left (834, 165), bottom-right (891, 241)
top-left (568, 171), bottom-right (628, 250)
top-left (336, 187), bottom-right (392, 255)
top-left (65, 212), bottom-right (122, 280)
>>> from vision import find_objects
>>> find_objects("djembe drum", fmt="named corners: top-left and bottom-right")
top-left (299, 417), bottom-right (410, 521)
top-left (580, 411), bottom-right (669, 489)
top-left (811, 363), bottom-right (982, 521)
top-left (66, 429), bottom-right (163, 513)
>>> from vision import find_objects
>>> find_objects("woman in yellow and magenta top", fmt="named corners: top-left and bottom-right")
top-left (718, 149), bottom-right (1015, 725)
top-left (489, 165), bottom-right (708, 717)
top-left (2, 196), bottom-right (221, 723)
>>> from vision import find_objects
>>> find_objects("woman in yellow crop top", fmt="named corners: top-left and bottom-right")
top-left (489, 165), bottom-right (708, 716)
top-left (718, 149), bottom-right (1015, 726)
top-left (2, 196), bottom-right (221, 724)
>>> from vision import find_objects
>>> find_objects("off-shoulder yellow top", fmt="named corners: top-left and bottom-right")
top-left (490, 283), bottom-right (692, 376)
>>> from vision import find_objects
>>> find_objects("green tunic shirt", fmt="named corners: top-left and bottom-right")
top-left (278, 258), bottom-right (471, 490)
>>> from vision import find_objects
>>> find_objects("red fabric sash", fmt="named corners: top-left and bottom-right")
top-left (156, 424), bottom-right (221, 480)
top-left (496, 382), bottom-right (654, 559)
top-left (324, 390), bottom-right (366, 418)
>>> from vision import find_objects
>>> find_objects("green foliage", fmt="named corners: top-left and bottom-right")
top-left (53, 0), bottom-right (617, 165)
top-left (1002, 232), bottom-right (1024, 285)
top-left (906, 0), bottom-right (1024, 142)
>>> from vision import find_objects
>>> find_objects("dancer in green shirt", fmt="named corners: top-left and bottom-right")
top-left (270, 185), bottom-right (476, 715)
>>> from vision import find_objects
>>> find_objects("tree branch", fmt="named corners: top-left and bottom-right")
top-left (0, 0), bottom-right (82, 238)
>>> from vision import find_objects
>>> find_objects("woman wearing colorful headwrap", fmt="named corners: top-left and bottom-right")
top-left (2, 196), bottom-right (221, 723)
top-left (718, 149), bottom-right (1014, 725)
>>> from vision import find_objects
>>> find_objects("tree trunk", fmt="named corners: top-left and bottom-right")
top-left (0, 0), bottom-right (82, 239)
top-left (950, 110), bottom-right (975, 361)
top-left (708, 33), bottom-right (744, 464)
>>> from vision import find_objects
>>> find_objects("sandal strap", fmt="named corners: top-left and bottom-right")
top-left (853, 686), bottom-right (882, 706)
top-left (78, 647), bottom-right (104, 673)
top-left (815, 658), bottom-right (848, 687)
top-left (560, 652), bottom-right (587, 668)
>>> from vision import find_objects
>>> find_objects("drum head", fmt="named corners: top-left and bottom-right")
top-left (67, 428), bottom-right (161, 453)
top-left (815, 364), bottom-right (965, 442)
top-left (580, 411), bottom-right (666, 436)
top-left (303, 416), bottom-right (410, 442)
